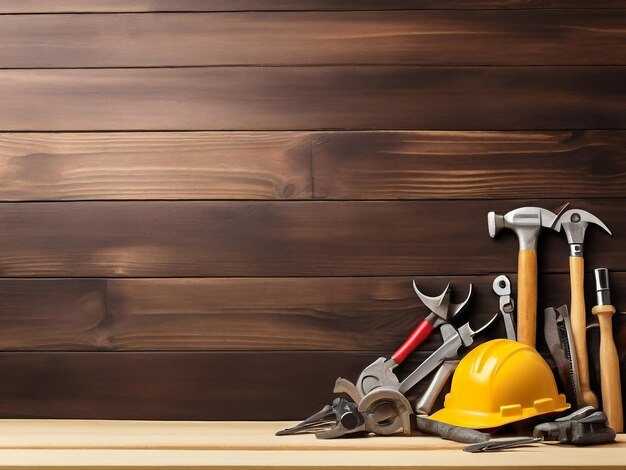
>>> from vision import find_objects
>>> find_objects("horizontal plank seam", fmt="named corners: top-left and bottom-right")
top-left (0, 198), bottom-right (623, 204)
top-left (0, 271), bottom-right (609, 279)
top-left (0, 271), bottom-right (623, 280)
top-left (2, 65), bottom-right (626, 70)
top-left (1, 8), bottom-right (625, 15)
top-left (1, 128), bottom-right (625, 133)
top-left (0, 196), bottom-right (622, 203)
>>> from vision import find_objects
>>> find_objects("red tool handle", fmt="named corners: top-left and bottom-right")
top-left (391, 320), bottom-right (435, 364)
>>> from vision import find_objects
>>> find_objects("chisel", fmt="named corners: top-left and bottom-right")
top-left (591, 268), bottom-right (623, 433)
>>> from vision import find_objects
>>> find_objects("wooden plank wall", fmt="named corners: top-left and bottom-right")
top-left (0, 1), bottom-right (624, 421)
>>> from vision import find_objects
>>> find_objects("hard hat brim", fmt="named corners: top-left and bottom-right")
top-left (429, 399), bottom-right (570, 430)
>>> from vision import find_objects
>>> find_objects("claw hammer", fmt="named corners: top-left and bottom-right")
top-left (488, 206), bottom-right (562, 348)
top-left (554, 209), bottom-right (611, 408)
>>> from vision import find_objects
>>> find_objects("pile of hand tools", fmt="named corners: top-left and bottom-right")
top-left (277, 204), bottom-right (622, 450)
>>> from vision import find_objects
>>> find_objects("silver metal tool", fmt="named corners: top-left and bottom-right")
top-left (591, 268), bottom-right (623, 432)
top-left (356, 283), bottom-right (472, 396)
top-left (488, 205), bottom-right (566, 347)
top-left (553, 208), bottom-right (612, 408)
top-left (275, 397), bottom-right (366, 438)
top-left (415, 359), bottom-right (459, 416)
top-left (415, 416), bottom-right (490, 444)
top-left (357, 386), bottom-right (413, 436)
top-left (533, 406), bottom-right (616, 446)
top-left (398, 314), bottom-right (499, 395)
top-left (544, 305), bottom-right (583, 408)
top-left (277, 388), bottom-right (413, 439)
top-left (493, 275), bottom-right (516, 341)
top-left (464, 437), bottom-right (542, 453)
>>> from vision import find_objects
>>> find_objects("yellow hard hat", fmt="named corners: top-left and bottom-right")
top-left (430, 339), bottom-right (569, 429)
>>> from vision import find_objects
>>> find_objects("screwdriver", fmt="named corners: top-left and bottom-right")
top-left (591, 268), bottom-right (623, 432)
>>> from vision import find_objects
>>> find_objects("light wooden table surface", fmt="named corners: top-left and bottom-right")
top-left (0, 420), bottom-right (622, 469)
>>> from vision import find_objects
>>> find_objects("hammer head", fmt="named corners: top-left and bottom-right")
top-left (554, 208), bottom-right (611, 250)
top-left (488, 206), bottom-right (560, 250)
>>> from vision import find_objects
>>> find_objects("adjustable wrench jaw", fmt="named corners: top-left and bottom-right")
top-left (357, 387), bottom-right (413, 436)
top-left (354, 358), bottom-right (400, 399)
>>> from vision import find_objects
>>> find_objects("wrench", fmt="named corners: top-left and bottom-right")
top-left (398, 314), bottom-right (499, 394)
top-left (493, 275), bottom-right (516, 341)
top-left (356, 283), bottom-right (472, 396)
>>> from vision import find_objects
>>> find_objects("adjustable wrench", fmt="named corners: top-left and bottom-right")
top-left (356, 283), bottom-right (472, 396)
top-left (398, 314), bottom-right (499, 395)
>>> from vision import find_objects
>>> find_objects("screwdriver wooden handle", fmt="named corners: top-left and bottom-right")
top-left (517, 248), bottom-right (538, 347)
top-left (592, 303), bottom-right (623, 433)
top-left (570, 256), bottom-right (599, 408)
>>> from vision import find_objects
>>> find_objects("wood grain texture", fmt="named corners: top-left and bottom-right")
top-left (0, 274), bottom-right (623, 352)
top-left (0, 132), bottom-right (311, 201)
top-left (0, 420), bottom-right (471, 451)
top-left (1, 67), bottom-right (624, 131)
top-left (312, 131), bottom-right (626, 200)
top-left (0, 351), bottom-right (429, 420)
top-left (0, 433), bottom-right (624, 470)
top-left (3, 131), bottom-right (626, 201)
top-left (0, 279), bottom-right (105, 350)
top-left (0, 199), bottom-right (621, 277)
top-left (2, 11), bottom-right (624, 67)
top-left (0, 1), bottom-right (623, 13)
top-left (0, 343), bottom-right (622, 420)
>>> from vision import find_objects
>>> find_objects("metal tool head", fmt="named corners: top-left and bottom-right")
top-left (413, 281), bottom-right (472, 326)
top-left (464, 437), bottom-right (542, 453)
top-left (544, 305), bottom-right (583, 408)
top-left (492, 275), bottom-right (511, 297)
top-left (275, 397), bottom-right (365, 438)
top-left (357, 387), bottom-right (413, 436)
top-left (334, 377), bottom-right (363, 403)
top-left (594, 268), bottom-right (612, 306)
top-left (355, 357), bottom-right (400, 397)
top-left (554, 208), bottom-right (611, 255)
top-left (493, 275), bottom-right (516, 340)
top-left (398, 314), bottom-right (498, 395)
top-left (492, 275), bottom-right (514, 313)
top-left (488, 206), bottom-right (564, 250)
top-left (555, 405), bottom-right (596, 422)
top-left (458, 314), bottom-right (500, 347)
top-left (534, 407), bottom-right (616, 445)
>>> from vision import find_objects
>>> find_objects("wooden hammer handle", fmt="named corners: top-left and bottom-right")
top-left (592, 303), bottom-right (623, 433)
top-left (517, 249), bottom-right (538, 347)
top-left (570, 256), bottom-right (599, 408)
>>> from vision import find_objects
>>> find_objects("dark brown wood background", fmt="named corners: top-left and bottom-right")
top-left (0, 1), bottom-right (625, 421)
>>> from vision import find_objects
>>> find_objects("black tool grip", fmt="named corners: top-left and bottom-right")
top-left (415, 416), bottom-right (490, 444)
